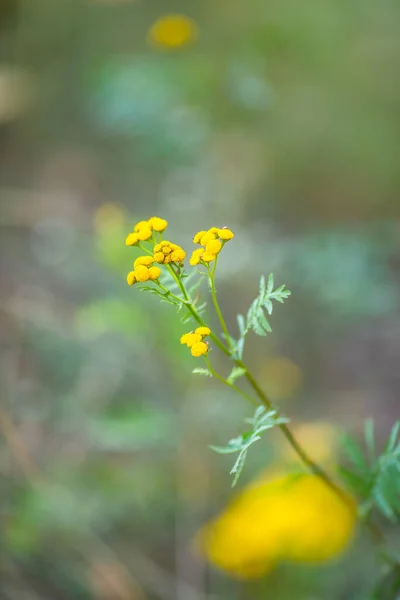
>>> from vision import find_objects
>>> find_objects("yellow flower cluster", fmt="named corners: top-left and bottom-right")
top-left (180, 326), bottom-right (211, 357)
top-left (127, 256), bottom-right (161, 285)
top-left (190, 226), bottom-right (234, 266)
top-left (153, 241), bottom-right (186, 264)
top-left (196, 471), bottom-right (357, 579)
top-left (148, 14), bottom-right (198, 50)
top-left (125, 216), bottom-right (168, 246)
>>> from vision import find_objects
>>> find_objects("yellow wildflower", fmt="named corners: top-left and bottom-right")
top-left (162, 246), bottom-right (172, 255)
top-left (201, 251), bottom-right (216, 263)
top-left (154, 252), bottom-right (165, 263)
top-left (180, 332), bottom-right (202, 347)
top-left (148, 216), bottom-right (168, 232)
top-left (191, 341), bottom-right (208, 357)
top-left (148, 14), bottom-right (198, 50)
top-left (193, 230), bottom-right (208, 244)
top-left (148, 266), bottom-right (161, 281)
top-left (134, 256), bottom-right (154, 268)
top-left (134, 220), bottom-right (150, 232)
top-left (195, 326), bottom-right (211, 337)
top-left (218, 227), bottom-right (234, 241)
top-left (196, 471), bottom-right (356, 580)
top-left (136, 227), bottom-right (152, 241)
top-left (127, 271), bottom-right (137, 286)
top-left (206, 239), bottom-right (222, 255)
top-left (189, 248), bottom-right (204, 266)
top-left (170, 247), bottom-right (186, 263)
top-left (134, 265), bottom-right (150, 282)
top-left (200, 231), bottom-right (217, 246)
top-left (125, 232), bottom-right (139, 246)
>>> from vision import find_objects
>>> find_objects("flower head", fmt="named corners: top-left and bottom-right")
top-left (206, 239), bottom-right (222, 255)
top-left (154, 252), bottom-right (165, 264)
top-left (134, 265), bottom-right (151, 282)
top-left (134, 255), bottom-right (154, 268)
top-left (148, 14), bottom-right (198, 50)
top-left (218, 227), bottom-right (234, 241)
top-left (189, 248), bottom-right (204, 266)
top-left (195, 326), bottom-right (211, 337)
top-left (126, 233), bottom-right (139, 246)
top-left (180, 332), bottom-right (203, 347)
top-left (148, 216), bottom-right (168, 232)
top-left (136, 227), bottom-right (152, 241)
top-left (191, 341), bottom-right (208, 357)
top-left (127, 271), bottom-right (137, 286)
top-left (148, 266), bottom-right (161, 281)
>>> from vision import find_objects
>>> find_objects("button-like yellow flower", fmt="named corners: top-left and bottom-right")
top-left (189, 248), bottom-right (204, 266)
top-left (201, 251), bottom-right (216, 263)
top-left (125, 232), bottom-right (139, 246)
top-left (148, 266), bottom-right (161, 281)
top-left (136, 227), bottom-right (152, 241)
top-left (191, 341), bottom-right (208, 357)
top-left (154, 252), bottom-right (165, 263)
top-left (193, 230), bottom-right (208, 244)
top-left (195, 326), bottom-right (211, 337)
top-left (196, 471), bottom-right (356, 580)
top-left (180, 332), bottom-right (202, 347)
top-left (134, 220), bottom-right (150, 232)
top-left (148, 14), bottom-right (198, 50)
top-left (127, 271), bottom-right (137, 286)
top-left (218, 227), bottom-right (234, 241)
top-left (200, 231), bottom-right (217, 246)
top-left (148, 216), bottom-right (168, 232)
top-left (134, 256), bottom-right (154, 268)
top-left (170, 247), bottom-right (186, 263)
top-left (206, 239), bottom-right (222, 255)
top-left (134, 265), bottom-right (151, 282)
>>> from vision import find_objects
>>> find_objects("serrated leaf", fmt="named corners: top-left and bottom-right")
top-left (384, 421), bottom-right (400, 454)
top-left (237, 314), bottom-right (245, 336)
top-left (192, 367), bottom-right (212, 377)
top-left (259, 275), bottom-right (266, 297)
top-left (227, 366), bottom-right (246, 384)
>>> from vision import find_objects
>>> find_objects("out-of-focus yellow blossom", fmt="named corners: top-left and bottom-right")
top-left (191, 341), bottom-right (208, 357)
top-left (148, 216), bottom-right (168, 232)
top-left (94, 203), bottom-right (125, 234)
top-left (180, 332), bottom-right (202, 348)
top-left (196, 471), bottom-right (357, 579)
top-left (148, 14), bottom-right (198, 50)
top-left (190, 248), bottom-right (204, 266)
top-left (125, 232), bottom-right (139, 246)
top-left (134, 265), bottom-right (151, 282)
top-left (134, 256), bottom-right (154, 268)
top-left (148, 266), bottom-right (161, 281)
top-left (127, 271), bottom-right (137, 286)
top-left (195, 326), bottom-right (211, 336)
top-left (258, 357), bottom-right (303, 402)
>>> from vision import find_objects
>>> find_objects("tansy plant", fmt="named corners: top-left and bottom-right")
top-left (125, 216), bottom-right (400, 588)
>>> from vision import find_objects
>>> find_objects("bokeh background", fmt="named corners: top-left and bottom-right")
top-left (1, 1), bottom-right (400, 598)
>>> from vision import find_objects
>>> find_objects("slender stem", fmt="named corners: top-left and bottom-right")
top-left (208, 259), bottom-right (232, 349)
top-left (204, 357), bottom-right (258, 407)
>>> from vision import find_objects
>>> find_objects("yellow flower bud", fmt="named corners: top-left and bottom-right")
top-left (218, 228), bottom-right (234, 241)
top-left (125, 232), bottom-right (139, 246)
top-left (134, 255), bottom-right (154, 268)
top-left (134, 265), bottom-right (150, 282)
top-left (195, 326), bottom-right (211, 337)
top-left (189, 248), bottom-right (204, 266)
top-left (201, 251), bottom-right (216, 263)
top-left (154, 252), bottom-right (165, 263)
top-left (148, 216), bottom-right (168, 232)
top-left (170, 247), bottom-right (186, 263)
top-left (134, 220), bottom-right (150, 232)
top-left (127, 271), bottom-right (137, 286)
top-left (191, 341), bottom-right (208, 357)
top-left (137, 227), bottom-right (152, 241)
top-left (193, 230), bottom-right (208, 244)
top-left (200, 231), bottom-right (217, 246)
top-left (148, 266), bottom-right (161, 280)
top-left (206, 239), bottom-right (222, 255)
top-left (180, 332), bottom-right (202, 347)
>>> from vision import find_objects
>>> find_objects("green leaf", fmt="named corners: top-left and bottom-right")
top-left (259, 275), bottom-right (266, 297)
top-left (385, 421), bottom-right (400, 454)
top-left (192, 367), bottom-right (212, 377)
top-left (227, 366), bottom-right (246, 384)
top-left (364, 418), bottom-right (376, 464)
top-left (267, 273), bottom-right (274, 294)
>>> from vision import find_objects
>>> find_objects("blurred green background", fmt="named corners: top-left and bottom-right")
top-left (1, 0), bottom-right (399, 598)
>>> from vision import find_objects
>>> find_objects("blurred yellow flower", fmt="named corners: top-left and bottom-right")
top-left (94, 203), bottom-right (125, 234)
top-left (196, 471), bottom-right (356, 579)
top-left (148, 15), bottom-right (198, 50)
top-left (281, 421), bottom-right (339, 467)
top-left (257, 356), bottom-right (303, 401)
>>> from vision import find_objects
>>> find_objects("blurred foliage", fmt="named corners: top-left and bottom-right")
top-left (1, 0), bottom-right (400, 598)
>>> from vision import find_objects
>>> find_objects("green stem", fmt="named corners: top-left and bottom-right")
top-left (204, 357), bottom-right (258, 406)
top-left (208, 258), bottom-right (232, 349)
